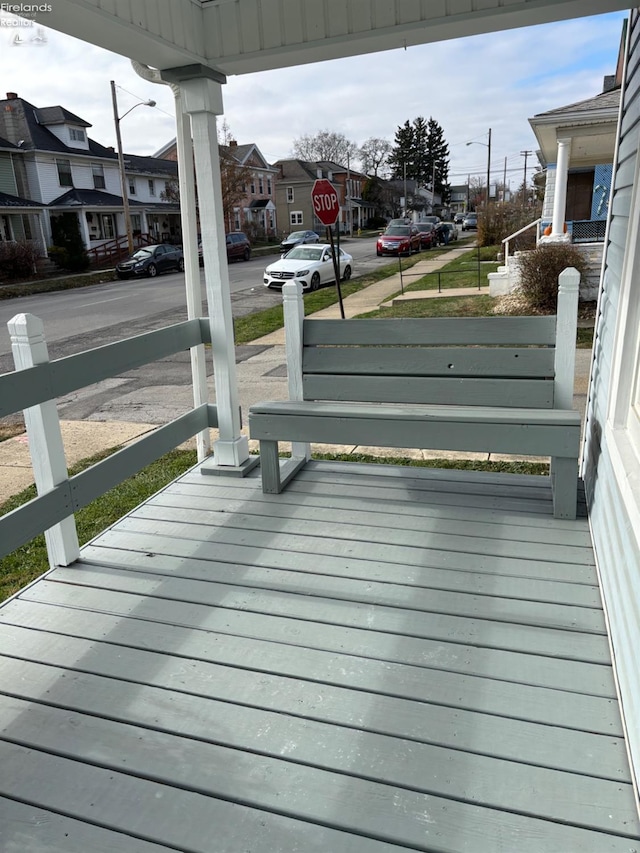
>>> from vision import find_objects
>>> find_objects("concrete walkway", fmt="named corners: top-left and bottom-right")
top-left (0, 243), bottom-right (591, 505)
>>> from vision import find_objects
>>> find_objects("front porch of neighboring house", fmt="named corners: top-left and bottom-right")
top-left (245, 197), bottom-right (277, 236)
top-left (489, 71), bottom-right (620, 301)
top-left (47, 190), bottom-right (181, 266)
top-left (0, 192), bottom-right (48, 261)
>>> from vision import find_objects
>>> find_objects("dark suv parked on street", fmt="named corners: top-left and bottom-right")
top-left (226, 232), bottom-right (251, 261)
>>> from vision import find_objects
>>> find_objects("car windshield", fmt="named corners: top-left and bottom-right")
top-left (385, 226), bottom-right (410, 236)
top-left (285, 232), bottom-right (306, 241)
top-left (131, 249), bottom-right (153, 259)
top-left (416, 224), bottom-right (433, 231)
top-left (285, 246), bottom-right (323, 261)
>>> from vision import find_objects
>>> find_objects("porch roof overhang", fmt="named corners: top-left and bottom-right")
top-left (530, 115), bottom-right (620, 168)
top-left (0, 190), bottom-right (45, 212)
top-left (41, 1), bottom-right (631, 79)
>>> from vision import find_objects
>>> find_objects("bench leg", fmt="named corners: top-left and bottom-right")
top-left (259, 440), bottom-right (282, 494)
top-left (550, 456), bottom-right (578, 520)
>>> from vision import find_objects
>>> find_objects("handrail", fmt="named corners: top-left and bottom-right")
top-left (86, 232), bottom-right (155, 264)
top-left (0, 315), bottom-right (215, 564)
top-left (502, 217), bottom-right (542, 266)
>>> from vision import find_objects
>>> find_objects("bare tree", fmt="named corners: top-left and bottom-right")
top-left (359, 137), bottom-right (392, 177)
top-left (292, 129), bottom-right (357, 165)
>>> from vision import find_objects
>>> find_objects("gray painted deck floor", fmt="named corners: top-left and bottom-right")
top-left (1, 459), bottom-right (640, 852)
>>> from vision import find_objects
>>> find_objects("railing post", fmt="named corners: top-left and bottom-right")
top-left (8, 313), bottom-right (80, 567)
top-left (282, 282), bottom-right (310, 461)
top-left (554, 267), bottom-right (580, 410)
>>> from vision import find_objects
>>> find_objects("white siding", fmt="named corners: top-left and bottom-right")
top-left (36, 157), bottom-right (73, 203)
top-left (583, 9), bottom-right (640, 798)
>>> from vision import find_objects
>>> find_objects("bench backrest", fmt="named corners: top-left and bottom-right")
top-left (282, 268), bottom-right (580, 412)
top-left (301, 316), bottom-right (560, 408)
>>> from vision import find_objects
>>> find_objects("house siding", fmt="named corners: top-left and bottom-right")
top-left (583, 8), bottom-right (640, 794)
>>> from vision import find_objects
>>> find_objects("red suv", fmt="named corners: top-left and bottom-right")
top-left (376, 225), bottom-right (421, 256)
top-left (198, 232), bottom-right (251, 265)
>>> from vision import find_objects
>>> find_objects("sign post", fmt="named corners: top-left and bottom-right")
top-left (311, 179), bottom-right (344, 318)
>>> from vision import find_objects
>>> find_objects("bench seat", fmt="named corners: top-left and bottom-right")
top-left (248, 272), bottom-right (583, 519)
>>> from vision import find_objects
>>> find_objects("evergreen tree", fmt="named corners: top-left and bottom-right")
top-left (427, 117), bottom-right (450, 202)
top-left (388, 116), bottom-right (450, 198)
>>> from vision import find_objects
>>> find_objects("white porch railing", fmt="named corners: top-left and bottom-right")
top-left (0, 314), bottom-right (217, 566)
top-left (502, 218), bottom-right (542, 266)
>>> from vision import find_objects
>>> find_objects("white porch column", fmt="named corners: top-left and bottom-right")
top-left (164, 67), bottom-right (252, 472)
top-left (79, 210), bottom-right (92, 250)
top-left (551, 137), bottom-right (571, 238)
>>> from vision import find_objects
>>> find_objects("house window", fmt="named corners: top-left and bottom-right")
top-left (290, 210), bottom-right (303, 225)
top-left (267, 178), bottom-right (272, 195)
top-left (234, 208), bottom-right (240, 231)
top-left (250, 178), bottom-right (256, 194)
top-left (69, 128), bottom-right (85, 142)
top-left (130, 213), bottom-right (141, 236)
top-left (148, 179), bottom-right (155, 196)
top-left (101, 214), bottom-right (115, 239)
top-left (286, 187), bottom-right (294, 203)
top-left (259, 176), bottom-right (264, 194)
top-left (56, 158), bottom-right (73, 187)
top-left (128, 178), bottom-right (136, 195)
top-left (92, 163), bottom-right (105, 189)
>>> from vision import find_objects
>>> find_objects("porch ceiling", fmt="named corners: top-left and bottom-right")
top-left (42, 0), bottom-right (632, 77)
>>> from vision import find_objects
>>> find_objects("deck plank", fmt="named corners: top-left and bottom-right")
top-left (0, 626), bottom-right (628, 780)
top-left (0, 797), bottom-right (178, 853)
top-left (0, 598), bottom-right (620, 730)
top-left (0, 691), bottom-right (636, 841)
top-left (34, 566), bottom-right (611, 662)
top-left (1, 460), bottom-right (638, 852)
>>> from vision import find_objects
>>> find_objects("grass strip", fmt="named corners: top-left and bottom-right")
top-left (0, 447), bottom-right (197, 602)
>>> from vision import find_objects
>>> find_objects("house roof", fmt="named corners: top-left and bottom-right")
top-left (47, 188), bottom-right (180, 211)
top-left (0, 190), bottom-right (45, 209)
top-left (0, 96), bottom-right (177, 175)
top-left (34, 106), bottom-right (91, 127)
top-left (529, 85), bottom-right (622, 167)
top-left (0, 136), bottom-right (19, 150)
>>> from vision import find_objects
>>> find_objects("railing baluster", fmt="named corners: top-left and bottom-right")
top-left (8, 313), bottom-right (80, 568)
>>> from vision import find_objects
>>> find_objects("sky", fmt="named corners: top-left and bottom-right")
top-left (0, 6), bottom-right (628, 191)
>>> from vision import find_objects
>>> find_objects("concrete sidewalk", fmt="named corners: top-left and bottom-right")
top-left (0, 243), bottom-right (591, 505)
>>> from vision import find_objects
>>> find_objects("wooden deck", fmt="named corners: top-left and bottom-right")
top-left (1, 459), bottom-right (639, 852)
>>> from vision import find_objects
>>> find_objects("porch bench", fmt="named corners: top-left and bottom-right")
top-left (249, 270), bottom-right (582, 519)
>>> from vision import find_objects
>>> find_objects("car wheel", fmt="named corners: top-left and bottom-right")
top-left (178, 258), bottom-right (185, 272)
top-left (376, 250), bottom-right (382, 257)
top-left (310, 272), bottom-right (321, 291)
top-left (243, 248), bottom-right (251, 261)
top-left (147, 263), bottom-right (157, 277)
top-left (342, 265), bottom-right (352, 281)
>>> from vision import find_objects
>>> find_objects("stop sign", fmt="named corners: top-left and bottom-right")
top-left (311, 179), bottom-right (340, 226)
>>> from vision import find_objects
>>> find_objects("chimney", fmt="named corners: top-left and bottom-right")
top-left (6, 92), bottom-right (18, 100)
top-left (229, 139), bottom-right (237, 148)
top-left (602, 74), bottom-right (616, 93)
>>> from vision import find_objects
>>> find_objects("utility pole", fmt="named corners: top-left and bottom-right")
top-left (521, 150), bottom-right (532, 207)
top-left (502, 156), bottom-right (507, 202)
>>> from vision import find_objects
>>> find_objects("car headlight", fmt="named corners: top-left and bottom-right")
top-left (296, 269), bottom-right (310, 277)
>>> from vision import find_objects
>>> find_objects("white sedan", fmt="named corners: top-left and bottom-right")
top-left (263, 244), bottom-right (353, 292)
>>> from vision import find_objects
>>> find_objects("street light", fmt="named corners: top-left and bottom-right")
top-left (110, 81), bottom-right (156, 255)
top-left (466, 128), bottom-right (492, 208)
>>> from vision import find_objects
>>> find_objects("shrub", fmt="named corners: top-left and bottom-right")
top-left (477, 201), bottom-right (541, 250)
top-left (0, 240), bottom-right (39, 280)
top-left (50, 213), bottom-right (89, 272)
top-left (517, 242), bottom-right (589, 312)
